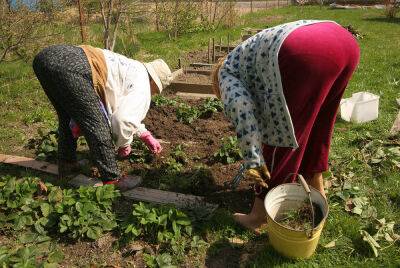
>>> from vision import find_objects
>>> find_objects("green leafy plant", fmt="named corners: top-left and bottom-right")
top-left (0, 176), bottom-right (55, 233)
top-left (54, 185), bottom-right (120, 240)
top-left (152, 95), bottom-right (178, 107)
top-left (129, 138), bottom-right (153, 164)
top-left (0, 245), bottom-right (64, 268)
top-left (123, 202), bottom-right (192, 244)
top-left (170, 144), bottom-right (187, 164)
top-left (213, 136), bottom-right (243, 164)
top-left (198, 98), bottom-right (223, 118)
top-left (0, 175), bottom-right (120, 240)
top-left (35, 129), bottom-right (58, 161)
top-left (176, 103), bottom-right (200, 124)
top-left (143, 252), bottom-right (176, 268)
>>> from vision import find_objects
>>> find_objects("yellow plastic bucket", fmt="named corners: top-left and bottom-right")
top-left (264, 176), bottom-right (329, 259)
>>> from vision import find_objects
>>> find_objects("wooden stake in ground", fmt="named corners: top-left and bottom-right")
top-left (77, 0), bottom-right (87, 43)
top-left (212, 37), bottom-right (215, 63)
top-left (227, 34), bottom-right (231, 53)
top-left (208, 38), bottom-right (211, 64)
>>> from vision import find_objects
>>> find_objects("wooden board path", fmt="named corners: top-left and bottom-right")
top-left (0, 154), bottom-right (217, 210)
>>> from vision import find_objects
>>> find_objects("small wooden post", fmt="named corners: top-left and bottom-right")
top-left (266, 0), bottom-right (268, 9)
top-left (250, 0), bottom-right (253, 12)
top-left (178, 58), bottom-right (181, 69)
top-left (227, 34), bottom-right (230, 53)
top-left (208, 38), bottom-right (211, 64)
top-left (212, 38), bottom-right (215, 63)
top-left (278, 0), bottom-right (280, 7)
top-left (219, 37), bottom-right (222, 53)
top-left (77, 0), bottom-right (87, 43)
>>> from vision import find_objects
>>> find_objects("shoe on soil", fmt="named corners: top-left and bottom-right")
top-left (103, 175), bottom-right (142, 191)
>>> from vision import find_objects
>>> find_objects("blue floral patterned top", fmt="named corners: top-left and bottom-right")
top-left (219, 20), bottom-right (330, 168)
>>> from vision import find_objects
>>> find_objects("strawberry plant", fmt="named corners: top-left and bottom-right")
top-left (0, 245), bottom-right (64, 267)
top-left (170, 144), bottom-right (187, 164)
top-left (152, 95), bottom-right (178, 107)
top-left (198, 98), bottom-right (223, 118)
top-left (176, 103), bottom-right (200, 124)
top-left (213, 136), bottom-right (243, 164)
top-left (0, 176), bottom-right (55, 233)
top-left (54, 185), bottom-right (120, 240)
top-left (123, 202), bottom-right (192, 244)
top-left (129, 138), bottom-right (153, 164)
top-left (35, 129), bottom-right (58, 161)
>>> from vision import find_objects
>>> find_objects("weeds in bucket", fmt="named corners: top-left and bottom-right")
top-left (277, 201), bottom-right (322, 231)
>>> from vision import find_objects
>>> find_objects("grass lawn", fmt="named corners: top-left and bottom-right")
top-left (0, 5), bottom-right (399, 267)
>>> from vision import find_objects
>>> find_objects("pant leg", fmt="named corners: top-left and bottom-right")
top-left (33, 45), bottom-right (120, 180)
top-left (260, 23), bottom-right (360, 196)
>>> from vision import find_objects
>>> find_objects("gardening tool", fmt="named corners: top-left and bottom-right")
top-left (264, 174), bottom-right (329, 259)
top-left (225, 163), bottom-right (246, 189)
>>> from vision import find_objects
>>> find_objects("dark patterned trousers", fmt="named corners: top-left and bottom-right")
top-left (33, 44), bottom-right (120, 181)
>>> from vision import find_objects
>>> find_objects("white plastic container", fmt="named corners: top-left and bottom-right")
top-left (340, 92), bottom-right (380, 123)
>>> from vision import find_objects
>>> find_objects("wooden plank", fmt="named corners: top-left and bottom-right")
top-left (176, 92), bottom-right (216, 99)
top-left (0, 154), bottom-right (58, 175)
top-left (123, 187), bottom-right (217, 209)
top-left (0, 154), bottom-right (216, 209)
top-left (189, 63), bottom-right (214, 68)
top-left (170, 82), bottom-right (213, 94)
top-left (184, 68), bottom-right (212, 75)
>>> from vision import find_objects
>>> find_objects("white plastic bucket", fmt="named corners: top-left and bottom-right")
top-left (340, 92), bottom-right (380, 123)
top-left (264, 178), bottom-right (329, 259)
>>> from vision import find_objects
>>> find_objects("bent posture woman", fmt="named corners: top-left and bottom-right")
top-left (33, 45), bottom-right (173, 191)
top-left (212, 21), bottom-right (360, 231)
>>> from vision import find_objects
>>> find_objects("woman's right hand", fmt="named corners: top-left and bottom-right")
top-left (245, 165), bottom-right (271, 188)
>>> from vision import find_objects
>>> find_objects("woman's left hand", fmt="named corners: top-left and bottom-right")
top-left (118, 145), bottom-right (132, 158)
top-left (140, 131), bottom-right (163, 154)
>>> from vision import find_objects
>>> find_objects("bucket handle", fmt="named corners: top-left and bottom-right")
top-left (298, 174), bottom-right (315, 239)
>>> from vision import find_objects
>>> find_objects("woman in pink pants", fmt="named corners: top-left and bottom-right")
top-left (212, 21), bottom-right (360, 232)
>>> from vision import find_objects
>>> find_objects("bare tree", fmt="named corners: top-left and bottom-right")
top-left (97, 0), bottom-right (144, 51)
top-left (0, 0), bottom-right (64, 62)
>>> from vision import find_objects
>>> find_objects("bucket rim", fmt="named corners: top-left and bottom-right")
top-left (264, 182), bottom-right (329, 233)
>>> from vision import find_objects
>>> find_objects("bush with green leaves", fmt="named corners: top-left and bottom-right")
top-left (213, 136), bottom-right (243, 164)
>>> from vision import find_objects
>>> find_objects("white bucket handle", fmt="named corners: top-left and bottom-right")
top-left (283, 173), bottom-right (315, 238)
top-left (298, 174), bottom-right (315, 239)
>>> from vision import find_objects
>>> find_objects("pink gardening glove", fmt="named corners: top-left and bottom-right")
top-left (118, 145), bottom-right (132, 158)
top-left (140, 131), bottom-right (162, 154)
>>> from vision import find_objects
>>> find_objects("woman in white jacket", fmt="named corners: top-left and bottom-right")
top-left (33, 44), bottom-right (173, 191)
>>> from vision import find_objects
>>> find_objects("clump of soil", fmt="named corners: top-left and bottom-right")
top-left (276, 201), bottom-right (323, 231)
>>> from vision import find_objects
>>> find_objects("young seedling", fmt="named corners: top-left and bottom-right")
top-left (213, 136), bottom-right (243, 164)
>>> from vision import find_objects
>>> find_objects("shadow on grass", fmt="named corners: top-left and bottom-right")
top-left (205, 235), bottom-right (294, 268)
top-left (363, 17), bottom-right (400, 24)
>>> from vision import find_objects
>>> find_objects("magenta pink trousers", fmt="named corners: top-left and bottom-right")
top-left (259, 22), bottom-right (360, 197)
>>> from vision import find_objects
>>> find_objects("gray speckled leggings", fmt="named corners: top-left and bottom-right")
top-left (32, 44), bottom-right (120, 181)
